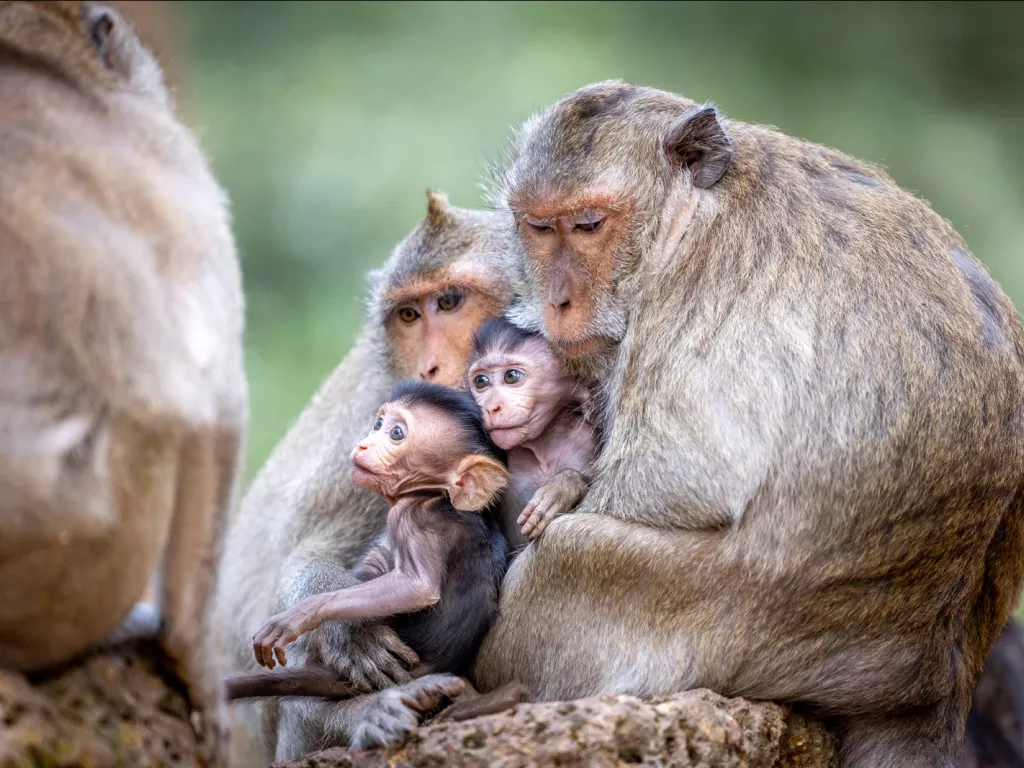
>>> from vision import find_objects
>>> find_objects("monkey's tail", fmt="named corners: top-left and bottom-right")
top-left (223, 665), bottom-right (358, 701)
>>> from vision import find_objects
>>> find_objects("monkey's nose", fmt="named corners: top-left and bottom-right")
top-left (419, 365), bottom-right (439, 380)
top-left (354, 443), bottom-right (368, 453)
top-left (488, 403), bottom-right (501, 414)
top-left (548, 294), bottom-right (572, 313)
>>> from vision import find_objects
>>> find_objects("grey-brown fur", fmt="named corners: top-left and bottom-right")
top-left (0, 3), bottom-right (248, 762)
top-left (475, 81), bottom-right (1024, 768)
top-left (208, 194), bottom-right (514, 765)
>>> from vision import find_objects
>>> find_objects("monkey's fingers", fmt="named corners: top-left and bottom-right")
top-left (340, 661), bottom-right (374, 693)
top-left (516, 501), bottom-right (537, 527)
top-left (398, 674), bottom-right (468, 713)
top-left (360, 655), bottom-right (400, 691)
top-left (372, 648), bottom-right (414, 686)
top-left (376, 626), bottom-right (420, 669)
top-left (252, 628), bottom-right (273, 668)
top-left (273, 643), bottom-right (288, 667)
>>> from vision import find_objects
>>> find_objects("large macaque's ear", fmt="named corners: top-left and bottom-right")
top-left (663, 106), bottom-right (733, 189)
top-left (448, 455), bottom-right (509, 511)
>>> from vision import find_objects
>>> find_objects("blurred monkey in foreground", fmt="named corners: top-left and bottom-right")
top-left (0, 0), bottom-right (248, 757)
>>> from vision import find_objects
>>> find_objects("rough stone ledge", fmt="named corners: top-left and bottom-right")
top-left (275, 688), bottom-right (835, 768)
top-left (0, 642), bottom-right (198, 768)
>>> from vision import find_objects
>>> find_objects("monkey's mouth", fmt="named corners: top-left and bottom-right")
top-left (487, 423), bottom-right (531, 450)
top-left (553, 336), bottom-right (609, 358)
top-left (350, 458), bottom-right (379, 487)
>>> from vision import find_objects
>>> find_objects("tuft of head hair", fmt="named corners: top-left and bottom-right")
top-left (388, 380), bottom-right (507, 468)
top-left (470, 316), bottom-right (542, 365)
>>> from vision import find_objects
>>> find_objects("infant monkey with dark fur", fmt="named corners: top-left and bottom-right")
top-left (224, 381), bottom-right (529, 722)
top-left (468, 317), bottom-right (600, 547)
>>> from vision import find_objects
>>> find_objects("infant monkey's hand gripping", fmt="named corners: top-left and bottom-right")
top-left (468, 318), bottom-right (599, 542)
top-left (252, 381), bottom-right (511, 672)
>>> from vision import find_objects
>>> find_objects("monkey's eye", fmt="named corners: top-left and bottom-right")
top-left (389, 425), bottom-right (405, 442)
top-left (373, 417), bottom-right (383, 431)
top-left (473, 374), bottom-right (490, 390)
top-left (397, 306), bottom-right (420, 324)
top-left (525, 216), bottom-right (554, 234)
top-left (437, 290), bottom-right (463, 312)
top-left (503, 369), bottom-right (524, 385)
top-left (574, 214), bottom-right (605, 234)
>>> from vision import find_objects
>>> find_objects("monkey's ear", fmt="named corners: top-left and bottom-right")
top-left (448, 455), bottom-right (509, 511)
top-left (663, 106), bottom-right (733, 189)
top-left (86, 6), bottom-right (116, 65)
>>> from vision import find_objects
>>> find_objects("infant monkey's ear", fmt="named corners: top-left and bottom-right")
top-left (448, 455), bottom-right (509, 511)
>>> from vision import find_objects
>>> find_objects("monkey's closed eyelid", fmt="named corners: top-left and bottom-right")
top-left (524, 216), bottom-right (555, 231)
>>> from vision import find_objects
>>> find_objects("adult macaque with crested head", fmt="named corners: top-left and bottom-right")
top-left (0, 0), bottom-right (247, 756)
top-left (475, 81), bottom-right (1024, 768)
top-left (208, 193), bottom-right (518, 765)
top-left (468, 317), bottom-right (598, 546)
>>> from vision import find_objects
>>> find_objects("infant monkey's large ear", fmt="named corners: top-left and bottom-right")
top-left (448, 455), bottom-right (509, 511)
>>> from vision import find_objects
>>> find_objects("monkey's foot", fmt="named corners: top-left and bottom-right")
top-left (348, 674), bottom-right (468, 750)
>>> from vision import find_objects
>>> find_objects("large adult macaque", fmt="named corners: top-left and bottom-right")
top-left (209, 193), bottom-right (514, 765)
top-left (0, 0), bottom-right (247, 746)
top-left (475, 81), bottom-right (1024, 767)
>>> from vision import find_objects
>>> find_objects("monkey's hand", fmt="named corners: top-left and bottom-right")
top-left (518, 469), bottom-right (588, 540)
top-left (304, 620), bottom-right (420, 694)
top-left (253, 594), bottom-right (327, 669)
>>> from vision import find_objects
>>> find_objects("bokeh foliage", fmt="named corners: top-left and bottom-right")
top-left (177, 1), bottom-right (1024, 481)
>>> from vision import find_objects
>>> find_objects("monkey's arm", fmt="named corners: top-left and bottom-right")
top-left (518, 469), bottom-right (588, 540)
top-left (253, 528), bottom-right (448, 669)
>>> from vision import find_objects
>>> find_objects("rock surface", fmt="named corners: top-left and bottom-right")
top-left (0, 643), bottom-right (836, 768)
top-left (274, 689), bottom-right (835, 768)
top-left (0, 641), bottom-right (199, 768)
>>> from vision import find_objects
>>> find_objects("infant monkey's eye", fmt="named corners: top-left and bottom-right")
top-left (389, 425), bottom-right (405, 442)
top-left (397, 306), bottom-right (420, 323)
top-left (373, 417), bottom-right (383, 431)
top-left (437, 290), bottom-right (463, 312)
top-left (503, 369), bottom-right (524, 385)
top-left (473, 374), bottom-right (490, 390)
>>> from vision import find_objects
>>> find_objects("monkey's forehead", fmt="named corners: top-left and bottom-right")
top-left (371, 251), bottom-right (512, 322)
top-left (505, 84), bottom-right (697, 197)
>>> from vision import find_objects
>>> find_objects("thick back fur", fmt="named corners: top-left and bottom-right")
top-left (209, 198), bottom-right (514, 765)
top-left (476, 82), bottom-right (1024, 766)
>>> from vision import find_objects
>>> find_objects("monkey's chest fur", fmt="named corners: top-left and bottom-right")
top-left (387, 501), bottom-right (508, 677)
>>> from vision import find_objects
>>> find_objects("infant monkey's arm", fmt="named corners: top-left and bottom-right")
top-left (253, 526), bottom-right (447, 669)
top-left (518, 468), bottom-right (589, 540)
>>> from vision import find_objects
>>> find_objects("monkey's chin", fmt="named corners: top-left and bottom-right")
top-left (553, 336), bottom-right (610, 359)
top-left (350, 464), bottom-right (379, 490)
top-left (488, 427), bottom-right (529, 451)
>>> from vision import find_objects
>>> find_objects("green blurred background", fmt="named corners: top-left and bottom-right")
top-left (147, 2), bottom-right (1024, 482)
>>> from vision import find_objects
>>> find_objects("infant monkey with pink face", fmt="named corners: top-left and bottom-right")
top-left (467, 318), bottom-right (600, 546)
